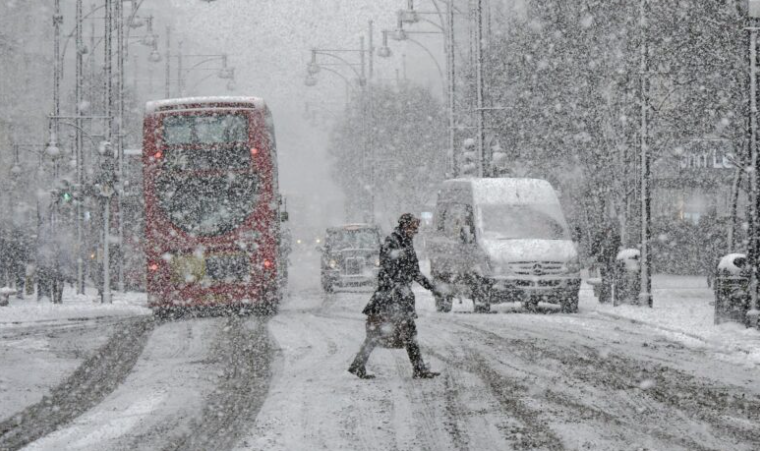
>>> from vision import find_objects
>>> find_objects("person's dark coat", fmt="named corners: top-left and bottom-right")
top-left (362, 227), bottom-right (433, 319)
top-left (591, 226), bottom-right (622, 265)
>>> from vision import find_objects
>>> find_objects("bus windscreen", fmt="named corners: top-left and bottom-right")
top-left (155, 173), bottom-right (258, 237)
top-left (163, 114), bottom-right (248, 144)
top-left (160, 114), bottom-right (251, 171)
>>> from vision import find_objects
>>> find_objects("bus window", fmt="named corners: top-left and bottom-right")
top-left (163, 114), bottom-right (248, 145)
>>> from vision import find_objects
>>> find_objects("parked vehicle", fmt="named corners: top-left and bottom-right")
top-left (427, 178), bottom-right (581, 313)
top-left (319, 224), bottom-right (381, 292)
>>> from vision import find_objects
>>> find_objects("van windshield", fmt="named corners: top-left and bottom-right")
top-left (478, 205), bottom-right (569, 240)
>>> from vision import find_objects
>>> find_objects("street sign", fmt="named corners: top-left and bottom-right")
top-left (751, 0), bottom-right (760, 18)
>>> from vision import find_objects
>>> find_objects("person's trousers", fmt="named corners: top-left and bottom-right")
top-left (599, 265), bottom-right (616, 303)
top-left (351, 316), bottom-right (426, 373)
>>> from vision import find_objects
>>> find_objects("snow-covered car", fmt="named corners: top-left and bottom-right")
top-left (319, 224), bottom-right (381, 292)
top-left (714, 253), bottom-right (751, 326)
top-left (427, 178), bottom-right (581, 313)
top-left (717, 253), bottom-right (747, 276)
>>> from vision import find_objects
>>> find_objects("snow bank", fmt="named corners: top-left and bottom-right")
top-left (0, 289), bottom-right (150, 327)
top-left (587, 275), bottom-right (760, 368)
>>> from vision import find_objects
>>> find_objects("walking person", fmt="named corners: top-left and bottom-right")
top-left (0, 228), bottom-right (9, 288)
top-left (36, 220), bottom-right (55, 302)
top-left (591, 221), bottom-right (622, 304)
top-left (348, 213), bottom-right (441, 380)
top-left (8, 228), bottom-right (29, 299)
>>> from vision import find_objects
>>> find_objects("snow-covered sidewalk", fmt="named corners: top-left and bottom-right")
top-left (0, 287), bottom-right (150, 328)
top-left (583, 274), bottom-right (760, 368)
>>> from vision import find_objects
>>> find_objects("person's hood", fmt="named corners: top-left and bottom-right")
top-left (479, 238), bottom-right (577, 264)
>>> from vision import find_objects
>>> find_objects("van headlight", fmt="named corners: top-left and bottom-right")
top-left (564, 258), bottom-right (581, 274)
top-left (489, 263), bottom-right (513, 276)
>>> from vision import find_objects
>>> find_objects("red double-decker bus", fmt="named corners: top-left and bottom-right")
top-left (142, 97), bottom-right (284, 314)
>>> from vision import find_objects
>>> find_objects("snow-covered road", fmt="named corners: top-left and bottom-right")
top-left (235, 285), bottom-right (760, 451)
top-left (1, 252), bottom-right (759, 450)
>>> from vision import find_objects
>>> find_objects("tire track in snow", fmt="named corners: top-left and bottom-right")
top-left (448, 318), bottom-right (760, 450)
top-left (427, 344), bottom-right (566, 451)
top-left (0, 316), bottom-right (154, 451)
top-left (162, 315), bottom-right (274, 451)
top-left (0, 316), bottom-right (133, 341)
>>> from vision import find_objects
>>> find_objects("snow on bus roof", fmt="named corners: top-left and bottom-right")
top-left (145, 96), bottom-right (267, 113)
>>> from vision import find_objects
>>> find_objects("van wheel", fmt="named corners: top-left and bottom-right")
top-left (434, 291), bottom-right (453, 312)
top-left (523, 298), bottom-right (539, 312)
top-left (471, 281), bottom-right (492, 314)
top-left (561, 293), bottom-right (579, 313)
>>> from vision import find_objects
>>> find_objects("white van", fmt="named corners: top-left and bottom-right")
top-left (427, 178), bottom-right (581, 313)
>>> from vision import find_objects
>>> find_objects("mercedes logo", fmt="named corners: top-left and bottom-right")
top-left (533, 263), bottom-right (544, 276)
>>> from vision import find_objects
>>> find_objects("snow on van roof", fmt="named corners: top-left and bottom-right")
top-left (145, 96), bottom-right (266, 113)
top-left (442, 178), bottom-right (560, 205)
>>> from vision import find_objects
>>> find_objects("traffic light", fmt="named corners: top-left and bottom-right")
top-left (461, 138), bottom-right (478, 176)
top-left (55, 180), bottom-right (77, 206)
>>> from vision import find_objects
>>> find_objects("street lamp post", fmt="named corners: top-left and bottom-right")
top-left (474, 0), bottom-right (486, 178)
top-left (639, 0), bottom-right (653, 308)
top-left (170, 51), bottom-right (237, 97)
top-left (748, 0), bottom-right (760, 327)
top-left (393, 0), bottom-right (460, 176)
top-left (306, 32), bottom-right (374, 222)
top-left (75, 0), bottom-right (85, 294)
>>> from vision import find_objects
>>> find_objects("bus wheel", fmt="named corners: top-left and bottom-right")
top-left (153, 307), bottom-right (168, 320)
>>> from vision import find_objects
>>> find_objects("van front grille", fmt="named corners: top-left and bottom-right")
top-left (510, 261), bottom-right (564, 276)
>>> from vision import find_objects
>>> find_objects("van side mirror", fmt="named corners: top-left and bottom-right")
top-left (280, 211), bottom-right (289, 222)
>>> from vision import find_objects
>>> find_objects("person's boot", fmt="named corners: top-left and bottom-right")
top-left (412, 364), bottom-right (440, 379)
top-left (348, 361), bottom-right (375, 380)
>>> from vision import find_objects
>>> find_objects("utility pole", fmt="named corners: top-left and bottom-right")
top-left (103, 0), bottom-right (113, 304)
top-left (474, 0), bottom-right (486, 178)
top-left (177, 41), bottom-right (184, 97)
top-left (368, 20), bottom-right (374, 79)
top-left (105, 0), bottom-right (113, 144)
top-left (116, 0), bottom-right (125, 292)
top-left (359, 35), bottom-right (373, 223)
top-left (447, 0), bottom-right (457, 176)
top-left (75, 0), bottom-right (85, 294)
top-left (366, 23), bottom-right (376, 224)
top-left (53, 0), bottom-right (62, 142)
top-left (639, 0), bottom-right (653, 308)
top-left (748, 0), bottom-right (760, 327)
top-left (165, 26), bottom-right (172, 98)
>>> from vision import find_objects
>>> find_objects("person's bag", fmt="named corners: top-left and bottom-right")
top-left (366, 314), bottom-right (406, 349)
